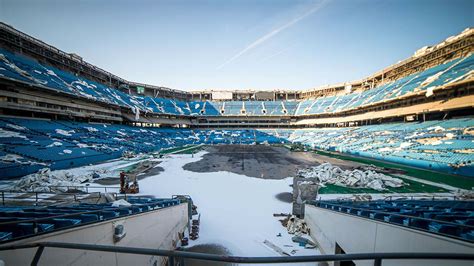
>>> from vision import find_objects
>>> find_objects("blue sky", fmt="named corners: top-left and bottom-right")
top-left (1, 0), bottom-right (472, 91)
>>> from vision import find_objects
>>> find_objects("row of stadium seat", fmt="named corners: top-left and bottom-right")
top-left (0, 197), bottom-right (180, 242)
top-left (280, 117), bottom-right (474, 177)
top-left (0, 117), bottom-right (289, 178)
top-left (1, 49), bottom-right (472, 117)
top-left (1, 117), bottom-right (473, 178)
top-left (311, 200), bottom-right (474, 242)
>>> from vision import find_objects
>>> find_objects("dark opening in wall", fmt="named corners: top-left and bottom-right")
top-left (335, 242), bottom-right (355, 266)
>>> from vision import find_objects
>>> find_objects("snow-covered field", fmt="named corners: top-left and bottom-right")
top-left (126, 151), bottom-right (320, 260)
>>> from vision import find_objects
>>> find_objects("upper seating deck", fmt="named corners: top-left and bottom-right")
top-left (1, 48), bottom-right (472, 118)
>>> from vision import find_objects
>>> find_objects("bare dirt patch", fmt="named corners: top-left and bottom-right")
top-left (94, 164), bottom-right (164, 185)
top-left (183, 145), bottom-right (363, 179)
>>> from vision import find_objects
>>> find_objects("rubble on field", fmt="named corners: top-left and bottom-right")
top-left (286, 215), bottom-right (309, 234)
top-left (291, 236), bottom-right (317, 248)
top-left (455, 189), bottom-right (474, 200)
top-left (297, 162), bottom-right (405, 191)
top-left (11, 168), bottom-right (100, 192)
top-left (333, 194), bottom-right (373, 201)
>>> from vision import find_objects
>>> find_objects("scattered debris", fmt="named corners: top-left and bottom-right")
top-left (297, 162), bottom-right (404, 191)
top-left (181, 237), bottom-right (189, 246)
top-left (456, 189), bottom-right (474, 200)
top-left (11, 168), bottom-right (92, 192)
top-left (286, 215), bottom-right (309, 234)
top-left (263, 240), bottom-right (290, 256)
top-left (122, 150), bottom-right (136, 158)
top-left (291, 236), bottom-right (317, 248)
top-left (190, 214), bottom-right (200, 240)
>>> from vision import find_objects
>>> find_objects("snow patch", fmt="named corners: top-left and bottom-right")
top-left (46, 141), bottom-right (63, 147)
top-left (55, 129), bottom-right (75, 136)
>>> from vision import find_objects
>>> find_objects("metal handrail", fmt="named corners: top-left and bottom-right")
top-left (47, 185), bottom-right (121, 193)
top-left (0, 241), bottom-right (473, 266)
top-left (0, 190), bottom-right (105, 206)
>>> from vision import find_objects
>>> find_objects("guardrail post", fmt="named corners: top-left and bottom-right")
top-left (374, 258), bottom-right (382, 266)
top-left (30, 246), bottom-right (45, 266)
top-left (167, 256), bottom-right (174, 266)
top-left (35, 192), bottom-right (38, 204)
top-left (2, 192), bottom-right (4, 206)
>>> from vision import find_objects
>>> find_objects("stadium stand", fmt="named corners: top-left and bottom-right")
top-left (1, 48), bottom-right (472, 117)
top-left (0, 25), bottom-right (473, 178)
top-left (1, 117), bottom-right (473, 178)
top-left (0, 197), bottom-right (180, 243)
top-left (284, 118), bottom-right (474, 177)
top-left (310, 200), bottom-right (474, 242)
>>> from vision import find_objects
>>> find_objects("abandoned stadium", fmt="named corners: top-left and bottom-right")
top-left (0, 5), bottom-right (473, 266)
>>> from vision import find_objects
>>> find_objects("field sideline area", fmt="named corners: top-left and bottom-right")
top-left (164, 144), bottom-right (472, 195)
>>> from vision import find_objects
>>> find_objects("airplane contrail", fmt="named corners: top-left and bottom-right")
top-left (259, 43), bottom-right (297, 63)
top-left (216, 0), bottom-right (330, 70)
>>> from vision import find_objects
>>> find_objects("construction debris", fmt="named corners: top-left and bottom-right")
top-left (190, 213), bottom-right (200, 240)
top-left (263, 240), bottom-right (290, 256)
top-left (291, 236), bottom-right (317, 248)
top-left (297, 162), bottom-right (404, 191)
top-left (456, 189), bottom-right (474, 200)
top-left (273, 213), bottom-right (290, 217)
top-left (286, 215), bottom-right (309, 234)
top-left (11, 168), bottom-right (92, 192)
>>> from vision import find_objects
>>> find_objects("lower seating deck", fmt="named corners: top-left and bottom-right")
top-left (0, 197), bottom-right (181, 243)
top-left (311, 200), bottom-right (474, 242)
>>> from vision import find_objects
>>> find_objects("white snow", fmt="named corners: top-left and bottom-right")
top-left (0, 154), bottom-right (45, 166)
top-left (93, 152), bottom-right (320, 259)
top-left (6, 124), bottom-right (27, 131)
top-left (55, 129), bottom-right (75, 136)
top-left (117, 130), bottom-right (127, 136)
top-left (399, 142), bottom-right (412, 149)
top-left (85, 127), bottom-right (99, 132)
top-left (0, 128), bottom-right (28, 139)
top-left (46, 141), bottom-right (63, 147)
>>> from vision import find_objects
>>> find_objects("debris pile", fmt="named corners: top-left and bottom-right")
top-left (11, 168), bottom-right (97, 192)
top-left (291, 236), bottom-right (317, 248)
top-left (190, 214), bottom-right (200, 240)
top-left (297, 163), bottom-right (404, 191)
top-left (286, 215), bottom-right (309, 234)
top-left (456, 189), bottom-right (474, 200)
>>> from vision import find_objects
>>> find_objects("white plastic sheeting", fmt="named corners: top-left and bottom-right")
top-left (11, 168), bottom-right (93, 192)
top-left (297, 163), bottom-right (404, 191)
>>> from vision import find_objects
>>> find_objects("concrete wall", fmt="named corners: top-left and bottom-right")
top-left (304, 205), bottom-right (474, 266)
top-left (0, 203), bottom-right (188, 266)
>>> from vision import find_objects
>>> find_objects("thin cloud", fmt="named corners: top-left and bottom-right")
top-left (216, 0), bottom-right (330, 70)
